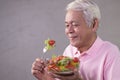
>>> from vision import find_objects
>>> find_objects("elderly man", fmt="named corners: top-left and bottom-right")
top-left (31, 0), bottom-right (120, 80)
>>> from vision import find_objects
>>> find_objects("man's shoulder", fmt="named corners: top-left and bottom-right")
top-left (97, 37), bottom-right (119, 50)
top-left (101, 40), bottom-right (120, 57)
top-left (102, 40), bottom-right (119, 50)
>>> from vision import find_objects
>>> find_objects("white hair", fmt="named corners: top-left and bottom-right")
top-left (66, 0), bottom-right (101, 27)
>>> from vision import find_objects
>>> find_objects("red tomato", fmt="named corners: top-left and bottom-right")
top-left (65, 65), bottom-right (75, 70)
top-left (73, 57), bottom-right (79, 63)
top-left (48, 40), bottom-right (55, 46)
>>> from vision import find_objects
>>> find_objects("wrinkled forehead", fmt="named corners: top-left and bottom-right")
top-left (65, 10), bottom-right (85, 23)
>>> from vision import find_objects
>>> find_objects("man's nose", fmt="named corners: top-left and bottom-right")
top-left (68, 26), bottom-right (74, 33)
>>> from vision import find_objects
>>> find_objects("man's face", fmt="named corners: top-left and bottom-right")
top-left (65, 10), bottom-right (93, 48)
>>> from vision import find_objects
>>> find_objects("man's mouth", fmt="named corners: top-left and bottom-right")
top-left (69, 36), bottom-right (77, 40)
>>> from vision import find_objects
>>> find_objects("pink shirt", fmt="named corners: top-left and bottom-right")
top-left (63, 37), bottom-right (120, 80)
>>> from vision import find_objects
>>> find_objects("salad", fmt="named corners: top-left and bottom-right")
top-left (47, 55), bottom-right (80, 74)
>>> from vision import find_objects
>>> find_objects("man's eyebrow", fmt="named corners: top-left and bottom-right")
top-left (65, 21), bottom-right (74, 23)
top-left (65, 21), bottom-right (79, 24)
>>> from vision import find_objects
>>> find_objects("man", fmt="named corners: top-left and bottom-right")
top-left (31, 0), bottom-right (120, 80)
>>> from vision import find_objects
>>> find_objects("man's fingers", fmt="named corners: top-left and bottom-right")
top-left (31, 69), bottom-right (39, 75)
top-left (32, 61), bottom-right (45, 69)
top-left (31, 58), bottom-right (46, 73)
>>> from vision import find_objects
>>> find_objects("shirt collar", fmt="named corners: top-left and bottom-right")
top-left (83, 36), bottom-right (103, 55)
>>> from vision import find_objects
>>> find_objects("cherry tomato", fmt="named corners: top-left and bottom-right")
top-left (48, 40), bottom-right (55, 46)
top-left (65, 65), bottom-right (75, 70)
top-left (73, 57), bottom-right (79, 63)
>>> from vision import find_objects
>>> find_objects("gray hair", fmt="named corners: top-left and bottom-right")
top-left (66, 0), bottom-right (101, 27)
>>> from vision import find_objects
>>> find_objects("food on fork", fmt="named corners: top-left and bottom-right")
top-left (43, 38), bottom-right (56, 53)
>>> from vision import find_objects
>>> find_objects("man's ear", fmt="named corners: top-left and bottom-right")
top-left (91, 18), bottom-right (99, 32)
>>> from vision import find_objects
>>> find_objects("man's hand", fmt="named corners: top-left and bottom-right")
top-left (31, 58), bottom-right (55, 80)
top-left (31, 58), bottom-right (46, 80)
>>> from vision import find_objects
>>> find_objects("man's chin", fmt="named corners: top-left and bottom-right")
top-left (70, 42), bottom-right (80, 48)
top-left (70, 43), bottom-right (77, 47)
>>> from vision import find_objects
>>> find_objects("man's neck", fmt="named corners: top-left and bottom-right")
top-left (78, 35), bottom-right (97, 53)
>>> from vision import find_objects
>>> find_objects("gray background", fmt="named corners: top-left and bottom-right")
top-left (0, 0), bottom-right (120, 80)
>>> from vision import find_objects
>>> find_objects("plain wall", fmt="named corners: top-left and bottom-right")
top-left (0, 0), bottom-right (120, 80)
